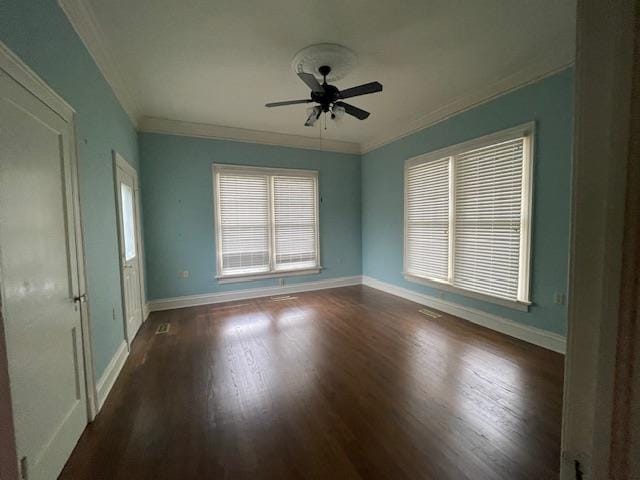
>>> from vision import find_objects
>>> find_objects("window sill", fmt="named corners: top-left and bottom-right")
top-left (403, 273), bottom-right (531, 312)
top-left (217, 267), bottom-right (323, 284)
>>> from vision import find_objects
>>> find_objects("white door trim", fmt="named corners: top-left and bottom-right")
top-left (113, 151), bottom-right (146, 348)
top-left (0, 41), bottom-right (75, 122)
top-left (560, 0), bottom-right (637, 478)
top-left (70, 115), bottom-right (98, 422)
top-left (0, 40), bottom-right (97, 478)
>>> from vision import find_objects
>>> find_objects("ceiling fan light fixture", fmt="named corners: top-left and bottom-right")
top-left (265, 47), bottom-right (382, 127)
top-left (304, 106), bottom-right (321, 127)
top-left (331, 104), bottom-right (345, 120)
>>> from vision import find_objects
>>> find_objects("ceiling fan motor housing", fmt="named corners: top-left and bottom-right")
top-left (266, 44), bottom-right (382, 124)
top-left (312, 79), bottom-right (341, 112)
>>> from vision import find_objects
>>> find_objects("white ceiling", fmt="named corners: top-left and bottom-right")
top-left (83, 0), bottom-right (576, 152)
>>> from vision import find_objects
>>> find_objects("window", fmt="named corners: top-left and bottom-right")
top-left (404, 124), bottom-right (533, 308)
top-left (120, 182), bottom-right (137, 261)
top-left (213, 164), bottom-right (320, 282)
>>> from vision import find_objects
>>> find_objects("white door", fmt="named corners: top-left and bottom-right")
top-left (0, 70), bottom-right (88, 479)
top-left (115, 159), bottom-right (144, 345)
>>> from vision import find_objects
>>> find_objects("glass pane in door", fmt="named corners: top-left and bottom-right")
top-left (120, 182), bottom-right (136, 260)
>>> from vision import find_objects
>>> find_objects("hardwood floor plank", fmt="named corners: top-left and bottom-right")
top-left (60, 285), bottom-right (563, 479)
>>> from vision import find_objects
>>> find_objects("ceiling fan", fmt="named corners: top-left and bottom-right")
top-left (265, 65), bottom-right (383, 127)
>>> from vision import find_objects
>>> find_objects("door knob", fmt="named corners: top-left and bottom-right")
top-left (73, 294), bottom-right (87, 303)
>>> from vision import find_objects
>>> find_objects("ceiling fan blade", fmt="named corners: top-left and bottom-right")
top-left (339, 81), bottom-right (383, 99)
top-left (304, 106), bottom-right (322, 126)
top-left (335, 101), bottom-right (370, 120)
top-left (298, 72), bottom-right (324, 93)
top-left (265, 99), bottom-right (313, 107)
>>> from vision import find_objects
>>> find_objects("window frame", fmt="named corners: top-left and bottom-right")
top-left (212, 163), bottom-right (321, 283)
top-left (403, 123), bottom-right (535, 311)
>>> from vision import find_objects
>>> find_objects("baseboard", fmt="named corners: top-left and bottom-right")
top-left (146, 274), bottom-right (565, 353)
top-left (142, 302), bottom-right (150, 321)
top-left (362, 275), bottom-right (566, 354)
top-left (148, 275), bottom-right (362, 312)
top-left (95, 341), bottom-right (129, 411)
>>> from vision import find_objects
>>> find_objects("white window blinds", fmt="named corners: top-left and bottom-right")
top-left (214, 165), bottom-right (320, 280)
top-left (453, 138), bottom-right (525, 300)
top-left (217, 173), bottom-right (270, 276)
top-left (406, 157), bottom-right (450, 282)
top-left (273, 175), bottom-right (318, 271)
top-left (404, 125), bottom-right (533, 306)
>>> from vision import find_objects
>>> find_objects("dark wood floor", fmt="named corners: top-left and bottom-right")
top-left (60, 286), bottom-right (564, 480)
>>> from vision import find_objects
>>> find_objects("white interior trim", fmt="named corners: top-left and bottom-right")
top-left (95, 341), bottom-right (129, 411)
top-left (58, 0), bottom-right (140, 125)
top-left (139, 116), bottom-right (361, 154)
top-left (138, 67), bottom-right (563, 156)
top-left (403, 273), bottom-right (531, 312)
top-left (70, 119), bottom-right (98, 421)
top-left (361, 62), bottom-right (574, 154)
top-left (54, 0), bottom-right (573, 157)
top-left (362, 276), bottom-right (566, 354)
top-left (212, 163), bottom-right (321, 281)
top-left (403, 122), bottom-right (536, 169)
top-left (142, 303), bottom-right (150, 321)
top-left (148, 274), bottom-right (566, 354)
top-left (0, 41), bottom-right (98, 423)
top-left (213, 163), bottom-right (319, 177)
top-left (217, 268), bottom-right (322, 284)
top-left (112, 151), bottom-right (147, 349)
top-left (560, 0), bottom-right (636, 477)
top-left (0, 42), bottom-right (98, 478)
top-left (114, 151), bottom-right (137, 177)
top-left (148, 276), bottom-right (362, 312)
top-left (0, 40), bottom-right (75, 122)
top-left (403, 123), bottom-right (535, 307)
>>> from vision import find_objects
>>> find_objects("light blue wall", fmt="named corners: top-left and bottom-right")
top-left (1, 0), bottom-right (573, 366)
top-left (362, 68), bottom-right (574, 335)
top-left (139, 70), bottom-right (574, 336)
top-left (1, 0), bottom-right (139, 377)
top-left (138, 133), bottom-right (361, 299)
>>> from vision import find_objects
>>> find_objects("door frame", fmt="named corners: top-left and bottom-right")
top-left (113, 151), bottom-right (147, 349)
top-left (560, 0), bottom-right (638, 478)
top-left (0, 40), bottom-right (97, 479)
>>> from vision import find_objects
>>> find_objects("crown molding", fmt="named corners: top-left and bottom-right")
top-left (138, 116), bottom-right (362, 155)
top-left (55, 0), bottom-right (573, 157)
top-left (58, 0), bottom-right (140, 125)
top-left (361, 57), bottom-right (575, 154)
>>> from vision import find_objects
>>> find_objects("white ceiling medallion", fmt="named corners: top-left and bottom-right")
top-left (291, 44), bottom-right (358, 83)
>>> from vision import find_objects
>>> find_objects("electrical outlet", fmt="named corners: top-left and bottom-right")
top-left (279, 278), bottom-right (285, 287)
top-left (112, 308), bottom-right (116, 321)
top-left (554, 292), bottom-right (565, 305)
top-left (179, 270), bottom-right (189, 279)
